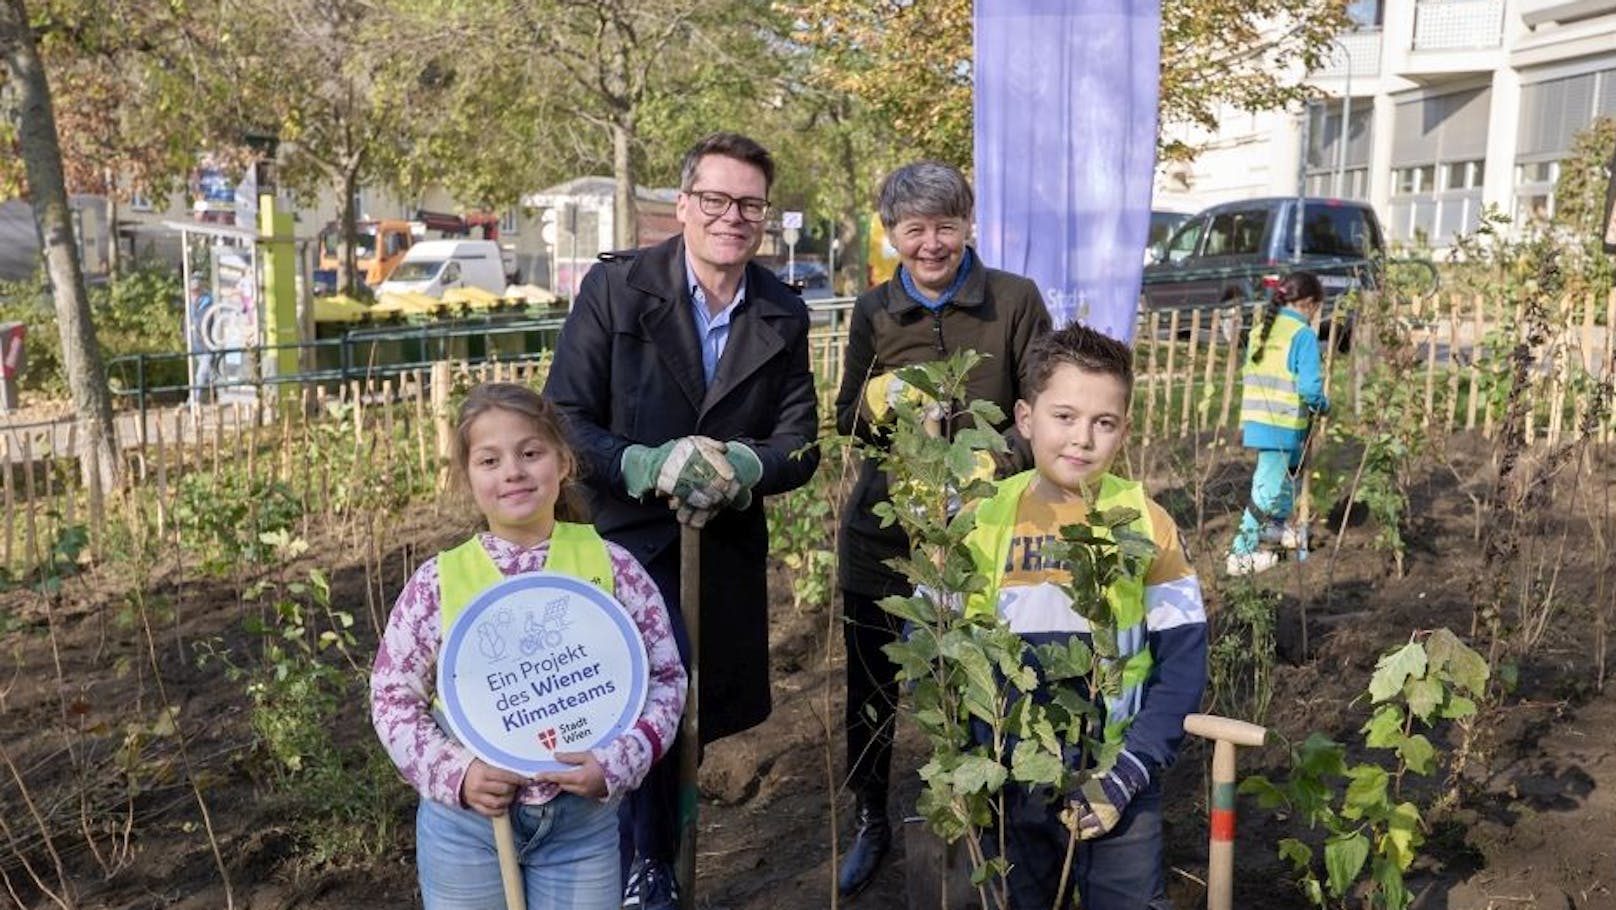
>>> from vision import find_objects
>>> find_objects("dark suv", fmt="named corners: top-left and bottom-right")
top-left (1140, 197), bottom-right (1384, 338)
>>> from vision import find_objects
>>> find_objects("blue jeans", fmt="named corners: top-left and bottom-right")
top-left (1232, 448), bottom-right (1303, 555)
top-left (417, 794), bottom-right (620, 910)
top-left (982, 782), bottom-right (1171, 910)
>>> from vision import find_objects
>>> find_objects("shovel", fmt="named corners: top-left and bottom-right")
top-left (675, 523), bottom-right (701, 908)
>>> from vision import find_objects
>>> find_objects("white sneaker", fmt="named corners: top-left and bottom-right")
top-left (1258, 521), bottom-right (1308, 550)
top-left (1226, 550), bottom-right (1281, 576)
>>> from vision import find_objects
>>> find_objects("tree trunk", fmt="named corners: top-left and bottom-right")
top-left (339, 167), bottom-right (360, 296)
top-left (104, 169), bottom-right (121, 280)
top-left (2, 0), bottom-right (120, 495)
top-left (833, 125), bottom-right (866, 294)
top-left (612, 116), bottom-right (637, 250)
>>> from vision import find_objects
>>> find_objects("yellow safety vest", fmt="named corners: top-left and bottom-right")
top-left (962, 470), bottom-right (1156, 738)
top-left (1239, 310), bottom-right (1309, 432)
top-left (437, 523), bottom-right (615, 634)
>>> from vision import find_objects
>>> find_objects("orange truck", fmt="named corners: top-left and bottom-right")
top-left (314, 211), bottom-right (508, 294)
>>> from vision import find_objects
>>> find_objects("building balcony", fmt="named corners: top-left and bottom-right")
top-left (1519, 0), bottom-right (1616, 27)
top-left (1316, 30), bottom-right (1383, 80)
top-left (1413, 0), bottom-right (1506, 50)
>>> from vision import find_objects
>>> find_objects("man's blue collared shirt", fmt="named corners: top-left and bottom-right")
top-left (685, 258), bottom-right (746, 385)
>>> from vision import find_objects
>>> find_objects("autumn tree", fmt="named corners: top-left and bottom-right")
top-left (775, 1), bottom-right (972, 166)
top-left (1552, 116), bottom-right (1616, 239)
top-left (203, 0), bottom-right (457, 296)
top-left (777, 0), bottom-right (1352, 166)
top-left (411, 0), bottom-right (775, 250)
top-left (1, 0), bottom-right (118, 490)
top-left (0, 0), bottom-right (236, 276)
top-left (1158, 0), bottom-right (1351, 162)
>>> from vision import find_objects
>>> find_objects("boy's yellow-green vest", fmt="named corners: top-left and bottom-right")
top-left (437, 523), bottom-right (615, 633)
top-left (962, 470), bottom-right (1156, 737)
top-left (1240, 311), bottom-right (1308, 432)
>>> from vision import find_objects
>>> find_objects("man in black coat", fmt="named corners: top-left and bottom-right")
top-left (543, 132), bottom-right (820, 910)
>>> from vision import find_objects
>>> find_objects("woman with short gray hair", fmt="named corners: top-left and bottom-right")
top-left (877, 159), bottom-right (976, 231)
top-left (830, 159), bottom-right (1052, 897)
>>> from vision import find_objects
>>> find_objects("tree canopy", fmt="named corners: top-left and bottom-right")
top-left (6, 0), bottom-right (1351, 269)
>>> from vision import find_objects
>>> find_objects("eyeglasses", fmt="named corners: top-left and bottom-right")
top-left (686, 189), bottom-right (770, 223)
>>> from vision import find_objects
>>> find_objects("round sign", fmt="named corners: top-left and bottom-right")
top-left (436, 571), bottom-right (649, 775)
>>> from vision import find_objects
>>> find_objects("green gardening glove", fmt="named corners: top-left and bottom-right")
top-left (724, 442), bottom-right (764, 510)
top-left (620, 440), bottom-right (679, 499)
top-left (624, 435), bottom-right (738, 505)
top-left (661, 436), bottom-right (736, 504)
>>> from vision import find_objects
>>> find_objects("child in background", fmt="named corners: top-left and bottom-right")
top-left (961, 324), bottom-right (1208, 909)
top-left (371, 383), bottom-right (686, 910)
top-left (1227, 271), bottom-right (1330, 577)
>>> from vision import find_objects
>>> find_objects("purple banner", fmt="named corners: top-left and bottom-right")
top-left (973, 1), bottom-right (1160, 341)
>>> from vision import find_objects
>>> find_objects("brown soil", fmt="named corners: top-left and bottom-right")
top-left (3, 433), bottom-right (1615, 909)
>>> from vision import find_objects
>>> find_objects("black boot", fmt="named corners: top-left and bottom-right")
top-left (837, 796), bottom-right (892, 898)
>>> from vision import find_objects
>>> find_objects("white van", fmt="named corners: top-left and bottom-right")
top-left (376, 239), bottom-right (508, 298)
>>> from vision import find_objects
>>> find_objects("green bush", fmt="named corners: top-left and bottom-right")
top-left (0, 275), bottom-right (63, 397)
top-left (0, 263), bottom-right (185, 400)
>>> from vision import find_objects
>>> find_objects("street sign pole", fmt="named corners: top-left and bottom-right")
top-left (782, 210), bottom-right (803, 285)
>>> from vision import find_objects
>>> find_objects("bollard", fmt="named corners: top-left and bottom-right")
top-left (0, 322), bottom-right (25, 413)
top-left (1182, 713), bottom-right (1269, 910)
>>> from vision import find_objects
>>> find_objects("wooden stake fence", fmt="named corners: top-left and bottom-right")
top-left (2, 294), bottom-right (1613, 580)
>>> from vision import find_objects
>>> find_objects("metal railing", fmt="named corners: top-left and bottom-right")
top-left (1412, 0), bottom-right (1505, 50)
top-left (103, 298), bottom-right (864, 420)
top-left (106, 312), bottom-right (570, 416)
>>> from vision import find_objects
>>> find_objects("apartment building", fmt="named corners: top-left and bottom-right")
top-left (1155, 1), bottom-right (1616, 250)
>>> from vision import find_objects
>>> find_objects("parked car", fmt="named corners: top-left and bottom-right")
top-left (773, 260), bottom-right (834, 301)
top-left (1146, 209), bottom-right (1192, 264)
top-left (1140, 197), bottom-right (1385, 345)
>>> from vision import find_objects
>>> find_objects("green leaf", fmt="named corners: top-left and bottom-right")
top-left (1425, 627), bottom-right (1490, 696)
top-left (1439, 694), bottom-right (1478, 720)
top-left (1362, 705), bottom-right (1404, 749)
top-left (878, 593), bottom-right (938, 626)
top-left (1033, 638), bottom-right (1093, 681)
top-left (1277, 837), bottom-right (1313, 872)
top-left (1371, 854), bottom-right (1412, 910)
top-left (1381, 801), bottom-right (1424, 871)
top-left (1296, 733), bottom-right (1347, 779)
top-left (1009, 740), bottom-right (1066, 787)
top-left (1342, 766), bottom-right (1388, 820)
top-left (1370, 642), bottom-right (1428, 703)
top-left (1323, 831), bottom-right (1370, 898)
top-left (1396, 733), bottom-right (1437, 776)
top-left (949, 755), bottom-right (1008, 795)
top-left (971, 855), bottom-right (1010, 886)
top-left (1301, 874), bottom-right (1325, 907)
top-left (915, 786), bottom-right (969, 842)
top-left (1239, 775), bottom-right (1290, 810)
top-left (1497, 660), bottom-right (1519, 694)
top-left (953, 427), bottom-right (1004, 452)
top-left (1403, 677), bottom-right (1444, 724)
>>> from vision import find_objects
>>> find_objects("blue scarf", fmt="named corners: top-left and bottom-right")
top-left (899, 247), bottom-right (974, 311)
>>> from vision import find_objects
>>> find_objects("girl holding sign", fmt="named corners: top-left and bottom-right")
top-left (372, 383), bottom-right (687, 910)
